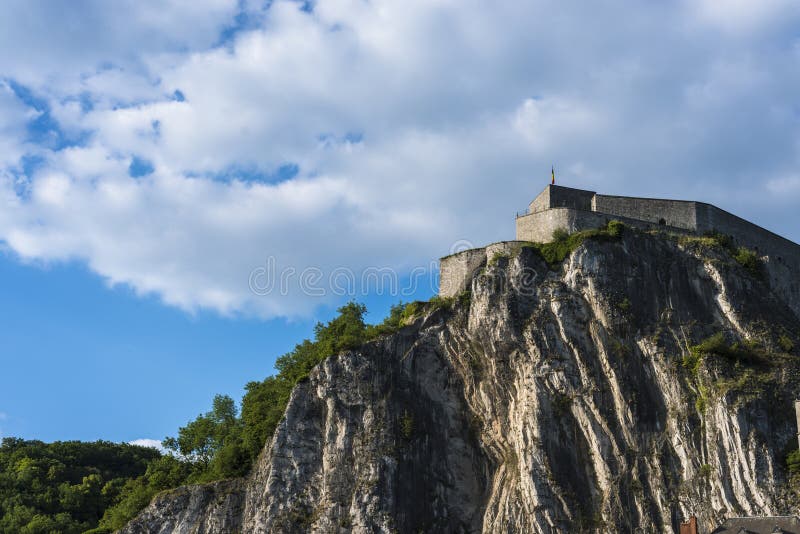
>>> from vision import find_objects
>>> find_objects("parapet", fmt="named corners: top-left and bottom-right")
top-left (439, 242), bottom-right (525, 298)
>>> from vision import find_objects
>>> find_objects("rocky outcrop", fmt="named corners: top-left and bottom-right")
top-left (123, 229), bottom-right (800, 533)
top-left (119, 479), bottom-right (244, 534)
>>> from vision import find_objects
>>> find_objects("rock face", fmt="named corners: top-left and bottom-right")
top-left (119, 480), bottom-right (244, 534)
top-left (123, 230), bottom-right (800, 533)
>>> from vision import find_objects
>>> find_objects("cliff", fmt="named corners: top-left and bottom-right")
top-left (121, 228), bottom-right (800, 533)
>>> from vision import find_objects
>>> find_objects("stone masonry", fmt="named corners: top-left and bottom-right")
top-left (439, 185), bottom-right (800, 319)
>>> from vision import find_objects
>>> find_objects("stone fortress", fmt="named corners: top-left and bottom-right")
top-left (439, 184), bottom-right (800, 317)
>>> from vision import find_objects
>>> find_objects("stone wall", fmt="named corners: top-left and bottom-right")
top-left (528, 186), bottom-right (551, 213)
top-left (696, 203), bottom-right (800, 316)
top-left (439, 242), bottom-right (528, 298)
top-left (515, 207), bottom-right (686, 243)
top-left (528, 185), bottom-right (595, 213)
top-left (490, 184), bottom-right (800, 315)
top-left (593, 194), bottom-right (697, 230)
top-left (439, 248), bottom-right (486, 298)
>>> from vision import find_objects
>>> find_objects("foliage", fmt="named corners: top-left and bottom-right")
top-left (102, 301), bottom-right (384, 529)
top-left (683, 332), bottom-right (781, 415)
top-left (366, 301), bottom-right (420, 337)
top-left (551, 227), bottom-right (570, 242)
top-left (488, 251), bottom-right (510, 267)
top-left (14, 299), bottom-right (455, 530)
top-left (733, 247), bottom-right (762, 278)
top-left (524, 220), bottom-right (625, 268)
top-left (0, 438), bottom-right (160, 534)
top-left (694, 383), bottom-right (709, 414)
top-left (98, 455), bottom-right (193, 531)
top-left (679, 232), bottom-right (762, 279)
top-left (778, 334), bottom-right (795, 353)
top-left (162, 394), bottom-right (248, 483)
top-left (400, 411), bottom-right (414, 440)
top-left (698, 464), bottom-right (712, 478)
top-left (787, 449), bottom-right (800, 476)
top-left (683, 332), bottom-right (771, 377)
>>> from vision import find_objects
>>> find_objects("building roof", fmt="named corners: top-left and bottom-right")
top-left (711, 516), bottom-right (800, 534)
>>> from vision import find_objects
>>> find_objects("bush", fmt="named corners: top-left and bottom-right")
top-left (429, 295), bottom-right (455, 310)
top-left (400, 411), bottom-right (414, 440)
top-left (551, 228), bottom-right (570, 242)
top-left (606, 219), bottom-right (625, 237)
top-left (681, 232), bottom-right (762, 279)
top-left (99, 456), bottom-right (193, 530)
top-left (733, 247), bottom-right (762, 278)
top-left (526, 220), bottom-right (626, 268)
top-left (698, 464), bottom-right (712, 478)
top-left (779, 335), bottom-right (794, 353)
top-left (787, 449), bottom-right (800, 476)
top-left (685, 332), bottom-right (770, 373)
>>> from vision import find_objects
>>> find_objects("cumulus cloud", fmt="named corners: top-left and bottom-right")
top-left (689, 0), bottom-right (800, 33)
top-left (129, 438), bottom-right (167, 453)
top-left (1, 0), bottom-right (799, 318)
top-left (0, 81), bottom-right (38, 167)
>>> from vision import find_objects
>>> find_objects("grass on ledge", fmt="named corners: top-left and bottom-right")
top-left (678, 231), bottom-right (763, 279)
top-left (522, 220), bottom-right (625, 269)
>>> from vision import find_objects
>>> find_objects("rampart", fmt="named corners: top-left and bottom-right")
top-left (441, 185), bottom-right (800, 317)
top-left (439, 242), bottom-right (524, 298)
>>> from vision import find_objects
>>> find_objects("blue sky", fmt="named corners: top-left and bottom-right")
top-left (1, 0), bottom-right (800, 444)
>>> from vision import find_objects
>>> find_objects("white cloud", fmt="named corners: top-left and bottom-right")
top-left (129, 438), bottom-right (166, 453)
top-left (767, 176), bottom-right (800, 195)
top-left (690, 0), bottom-right (800, 34)
top-left (513, 97), bottom-right (601, 153)
top-left (1, 0), bottom-right (800, 318)
top-left (0, 81), bottom-right (38, 167)
top-left (0, 0), bottom-right (240, 87)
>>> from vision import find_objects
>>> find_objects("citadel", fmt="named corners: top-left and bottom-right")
top-left (440, 184), bottom-right (800, 319)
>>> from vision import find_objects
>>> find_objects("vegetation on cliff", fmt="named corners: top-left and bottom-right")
top-left (97, 300), bottom-right (419, 530)
top-left (523, 219), bottom-right (625, 268)
top-left (0, 301), bottom-right (419, 533)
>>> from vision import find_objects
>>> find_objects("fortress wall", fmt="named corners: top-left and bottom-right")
top-left (528, 187), bottom-right (551, 213)
top-left (695, 203), bottom-right (799, 258)
top-left (516, 208), bottom-right (605, 242)
top-left (592, 194), bottom-right (697, 230)
top-left (695, 203), bottom-right (800, 317)
top-left (439, 248), bottom-right (486, 298)
top-left (515, 207), bottom-right (684, 242)
top-left (529, 185), bottom-right (595, 213)
top-left (439, 242), bottom-right (530, 297)
top-left (549, 185), bottom-right (595, 211)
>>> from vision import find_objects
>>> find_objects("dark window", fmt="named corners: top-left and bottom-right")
top-left (658, 218), bottom-right (666, 226)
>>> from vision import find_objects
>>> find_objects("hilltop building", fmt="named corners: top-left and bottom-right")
top-left (439, 185), bottom-right (800, 318)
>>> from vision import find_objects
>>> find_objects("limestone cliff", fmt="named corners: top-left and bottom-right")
top-left (121, 229), bottom-right (800, 533)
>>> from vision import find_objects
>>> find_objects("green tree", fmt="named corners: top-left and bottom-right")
top-left (163, 394), bottom-right (241, 468)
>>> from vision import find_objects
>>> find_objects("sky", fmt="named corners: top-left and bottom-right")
top-left (1, 0), bottom-right (800, 444)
